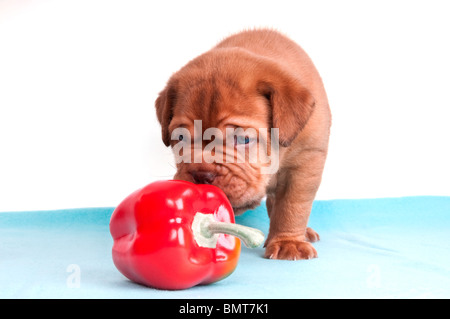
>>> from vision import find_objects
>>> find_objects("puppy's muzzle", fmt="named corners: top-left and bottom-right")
top-left (190, 171), bottom-right (216, 185)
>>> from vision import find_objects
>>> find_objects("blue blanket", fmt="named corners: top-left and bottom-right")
top-left (1, 196), bottom-right (449, 298)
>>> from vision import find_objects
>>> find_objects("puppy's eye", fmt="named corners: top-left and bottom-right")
top-left (178, 135), bottom-right (184, 141)
top-left (234, 135), bottom-right (252, 145)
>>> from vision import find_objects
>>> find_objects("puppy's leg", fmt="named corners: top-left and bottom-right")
top-left (265, 149), bottom-right (326, 260)
top-left (268, 194), bottom-right (320, 243)
top-left (265, 194), bottom-right (275, 218)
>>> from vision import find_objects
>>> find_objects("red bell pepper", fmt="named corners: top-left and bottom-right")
top-left (109, 180), bottom-right (264, 290)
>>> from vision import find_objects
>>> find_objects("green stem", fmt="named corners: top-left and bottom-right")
top-left (207, 220), bottom-right (265, 248)
top-left (192, 212), bottom-right (265, 248)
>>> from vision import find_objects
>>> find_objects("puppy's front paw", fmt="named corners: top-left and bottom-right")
top-left (264, 238), bottom-right (318, 260)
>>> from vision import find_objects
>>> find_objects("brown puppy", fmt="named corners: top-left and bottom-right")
top-left (155, 29), bottom-right (331, 260)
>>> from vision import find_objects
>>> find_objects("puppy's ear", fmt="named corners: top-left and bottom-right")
top-left (155, 80), bottom-right (178, 147)
top-left (257, 72), bottom-right (315, 147)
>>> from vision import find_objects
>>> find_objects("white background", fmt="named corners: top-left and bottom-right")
top-left (0, 0), bottom-right (449, 212)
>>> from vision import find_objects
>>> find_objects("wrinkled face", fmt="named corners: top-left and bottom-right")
top-left (167, 77), bottom-right (274, 215)
top-left (155, 50), bottom-right (315, 215)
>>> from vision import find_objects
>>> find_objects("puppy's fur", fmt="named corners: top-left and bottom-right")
top-left (155, 29), bottom-right (331, 260)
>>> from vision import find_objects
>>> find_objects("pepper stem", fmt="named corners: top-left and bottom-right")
top-left (192, 212), bottom-right (265, 248)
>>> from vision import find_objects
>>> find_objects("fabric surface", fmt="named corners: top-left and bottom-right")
top-left (1, 196), bottom-right (449, 298)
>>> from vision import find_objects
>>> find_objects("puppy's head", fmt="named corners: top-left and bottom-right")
top-left (155, 49), bottom-right (315, 214)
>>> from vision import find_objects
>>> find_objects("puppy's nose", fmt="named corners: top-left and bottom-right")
top-left (190, 171), bottom-right (216, 184)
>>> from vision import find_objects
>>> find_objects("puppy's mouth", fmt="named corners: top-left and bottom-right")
top-left (208, 182), bottom-right (263, 215)
top-left (174, 170), bottom-right (262, 215)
